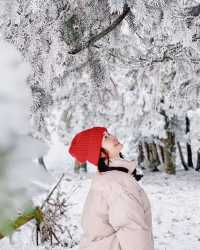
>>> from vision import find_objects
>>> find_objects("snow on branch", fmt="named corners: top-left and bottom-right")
top-left (68, 3), bottom-right (130, 54)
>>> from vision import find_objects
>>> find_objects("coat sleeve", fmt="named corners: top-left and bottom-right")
top-left (108, 183), bottom-right (154, 250)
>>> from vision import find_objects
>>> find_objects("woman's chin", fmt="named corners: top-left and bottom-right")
top-left (117, 143), bottom-right (123, 151)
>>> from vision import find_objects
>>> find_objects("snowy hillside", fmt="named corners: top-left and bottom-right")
top-left (1, 158), bottom-right (200, 250)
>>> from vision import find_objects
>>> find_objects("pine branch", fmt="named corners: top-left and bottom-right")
top-left (68, 4), bottom-right (130, 54)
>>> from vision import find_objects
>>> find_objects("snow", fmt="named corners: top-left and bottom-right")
top-left (1, 1), bottom-right (200, 249)
top-left (0, 40), bottom-right (32, 146)
top-left (1, 152), bottom-right (200, 250)
top-left (145, 169), bottom-right (200, 250)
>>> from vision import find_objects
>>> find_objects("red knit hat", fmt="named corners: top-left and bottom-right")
top-left (68, 127), bottom-right (107, 166)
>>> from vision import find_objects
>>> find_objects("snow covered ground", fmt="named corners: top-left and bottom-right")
top-left (145, 169), bottom-right (200, 250)
top-left (1, 164), bottom-right (200, 250)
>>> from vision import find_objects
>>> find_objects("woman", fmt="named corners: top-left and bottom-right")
top-left (68, 126), bottom-right (154, 250)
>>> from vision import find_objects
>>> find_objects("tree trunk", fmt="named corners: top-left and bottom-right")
top-left (142, 142), bottom-right (149, 169)
top-left (196, 149), bottom-right (200, 171)
top-left (185, 116), bottom-right (194, 168)
top-left (177, 141), bottom-right (189, 170)
top-left (74, 159), bottom-right (87, 173)
top-left (158, 144), bottom-right (165, 163)
top-left (145, 142), bottom-right (154, 170)
top-left (186, 143), bottom-right (193, 167)
top-left (163, 131), bottom-right (176, 174)
top-left (153, 142), bottom-right (161, 164)
top-left (151, 142), bottom-right (160, 171)
top-left (144, 142), bottom-right (150, 161)
top-left (138, 142), bottom-right (145, 169)
top-left (147, 142), bottom-right (160, 171)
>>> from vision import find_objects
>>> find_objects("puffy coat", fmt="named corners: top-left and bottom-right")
top-left (79, 158), bottom-right (154, 250)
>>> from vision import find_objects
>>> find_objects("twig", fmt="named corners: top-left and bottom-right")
top-left (65, 225), bottom-right (73, 240)
top-left (50, 229), bottom-right (61, 244)
top-left (41, 174), bottom-right (65, 209)
top-left (110, 77), bottom-right (119, 97)
top-left (36, 222), bottom-right (40, 246)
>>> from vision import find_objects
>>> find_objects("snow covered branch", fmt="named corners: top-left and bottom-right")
top-left (68, 3), bottom-right (130, 54)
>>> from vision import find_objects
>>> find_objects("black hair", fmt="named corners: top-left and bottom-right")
top-left (98, 149), bottom-right (143, 181)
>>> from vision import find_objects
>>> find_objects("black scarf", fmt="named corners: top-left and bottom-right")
top-left (98, 158), bottom-right (143, 181)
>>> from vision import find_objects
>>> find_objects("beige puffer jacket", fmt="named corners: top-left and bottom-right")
top-left (79, 158), bottom-right (154, 250)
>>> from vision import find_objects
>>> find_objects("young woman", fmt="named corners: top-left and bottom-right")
top-left (69, 126), bottom-right (154, 250)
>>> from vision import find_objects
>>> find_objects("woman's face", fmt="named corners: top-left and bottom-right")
top-left (101, 131), bottom-right (123, 158)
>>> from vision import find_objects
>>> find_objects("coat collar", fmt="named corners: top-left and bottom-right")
top-left (108, 158), bottom-right (136, 174)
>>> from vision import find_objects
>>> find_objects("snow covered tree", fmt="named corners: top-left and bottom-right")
top-left (0, 40), bottom-right (51, 238)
